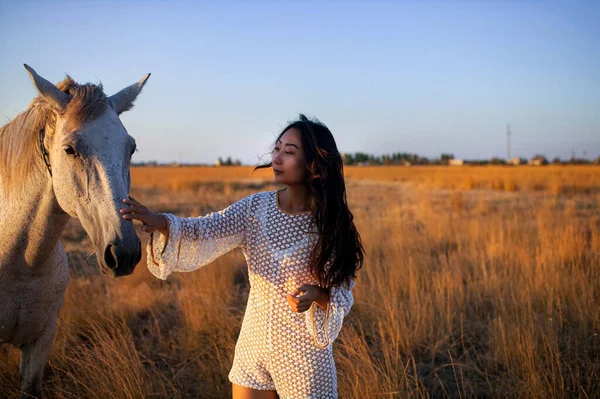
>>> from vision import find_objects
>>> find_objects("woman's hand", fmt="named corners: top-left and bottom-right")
top-left (287, 284), bottom-right (330, 313)
top-left (120, 195), bottom-right (168, 236)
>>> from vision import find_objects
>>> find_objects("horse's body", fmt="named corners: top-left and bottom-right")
top-left (0, 65), bottom-right (150, 398)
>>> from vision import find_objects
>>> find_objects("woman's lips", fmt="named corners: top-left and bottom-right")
top-left (274, 169), bottom-right (283, 175)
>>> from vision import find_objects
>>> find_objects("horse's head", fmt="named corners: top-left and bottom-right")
top-left (24, 65), bottom-right (149, 277)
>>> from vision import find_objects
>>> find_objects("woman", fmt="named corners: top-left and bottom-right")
top-left (121, 114), bottom-right (364, 399)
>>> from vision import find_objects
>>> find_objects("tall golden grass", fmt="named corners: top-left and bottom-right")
top-left (1, 167), bottom-right (599, 398)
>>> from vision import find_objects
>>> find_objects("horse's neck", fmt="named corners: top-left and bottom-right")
top-left (0, 174), bottom-right (70, 269)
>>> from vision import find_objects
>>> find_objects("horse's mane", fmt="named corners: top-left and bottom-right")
top-left (0, 76), bottom-right (108, 197)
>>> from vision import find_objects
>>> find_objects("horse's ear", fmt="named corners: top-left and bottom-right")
top-left (108, 73), bottom-right (151, 115)
top-left (24, 64), bottom-right (70, 112)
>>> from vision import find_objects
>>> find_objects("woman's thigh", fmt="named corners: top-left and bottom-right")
top-left (232, 383), bottom-right (279, 399)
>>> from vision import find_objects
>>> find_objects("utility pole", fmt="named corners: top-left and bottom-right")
top-left (506, 124), bottom-right (511, 161)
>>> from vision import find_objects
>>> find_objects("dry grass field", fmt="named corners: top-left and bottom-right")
top-left (1, 165), bottom-right (599, 398)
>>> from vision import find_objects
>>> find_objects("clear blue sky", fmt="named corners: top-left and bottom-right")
top-left (1, 0), bottom-right (598, 164)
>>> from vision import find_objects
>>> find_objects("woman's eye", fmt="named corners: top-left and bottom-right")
top-left (285, 151), bottom-right (293, 155)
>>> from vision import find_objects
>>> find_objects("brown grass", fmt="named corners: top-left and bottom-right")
top-left (1, 167), bottom-right (599, 398)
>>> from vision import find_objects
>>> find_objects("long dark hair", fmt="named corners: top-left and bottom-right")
top-left (256, 114), bottom-right (364, 291)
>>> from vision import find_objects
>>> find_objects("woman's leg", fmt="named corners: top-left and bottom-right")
top-left (232, 384), bottom-right (279, 399)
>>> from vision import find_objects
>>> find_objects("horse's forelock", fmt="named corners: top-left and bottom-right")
top-left (57, 76), bottom-right (108, 131)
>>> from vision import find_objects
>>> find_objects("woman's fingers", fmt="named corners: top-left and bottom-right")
top-left (121, 208), bottom-right (148, 222)
top-left (296, 300), bottom-right (313, 310)
top-left (122, 200), bottom-right (144, 210)
top-left (123, 195), bottom-right (146, 209)
top-left (123, 212), bottom-right (151, 224)
top-left (286, 295), bottom-right (300, 312)
top-left (127, 194), bottom-right (141, 204)
top-left (120, 205), bottom-right (147, 215)
top-left (120, 205), bottom-right (156, 224)
top-left (291, 304), bottom-right (310, 313)
top-left (287, 293), bottom-right (313, 313)
top-left (299, 297), bottom-right (313, 305)
top-left (120, 195), bottom-right (161, 233)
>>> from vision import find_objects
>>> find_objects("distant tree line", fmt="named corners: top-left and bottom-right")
top-left (342, 152), bottom-right (433, 165)
top-left (341, 152), bottom-right (455, 165)
top-left (132, 153), bottom-right (600, 167)
top-left (340, 152), bottom-right (600, 166)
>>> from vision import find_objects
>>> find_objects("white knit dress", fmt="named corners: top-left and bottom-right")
top-left (146, 190), bottom-right (354, 399)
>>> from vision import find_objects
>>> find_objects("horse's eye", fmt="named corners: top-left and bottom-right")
top-left (63, 145), bottom-right (77, 156)
top-left (130, 146), bottom-right (137, 156)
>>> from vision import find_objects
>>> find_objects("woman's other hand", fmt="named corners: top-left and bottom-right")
top-left (287, 284), bottom-right (329, 313)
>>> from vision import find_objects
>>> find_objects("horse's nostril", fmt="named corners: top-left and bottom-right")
top-left (104, 245), bottom-right (118, 270)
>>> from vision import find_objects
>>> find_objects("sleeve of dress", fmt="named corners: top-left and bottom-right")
top-left (146, 194), bottom-right (252, 280)
top-left (305, 279), bottom-right (355, 348)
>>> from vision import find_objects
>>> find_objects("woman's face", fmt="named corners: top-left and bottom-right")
top-left (272, 128), bottom-right (306, 185)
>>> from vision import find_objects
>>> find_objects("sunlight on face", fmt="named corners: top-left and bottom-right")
top-left (272, 128), bottom-right (306, 185)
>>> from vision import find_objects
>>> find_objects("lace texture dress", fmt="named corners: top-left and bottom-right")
top-left (147, 190), bottom-right (354, 399)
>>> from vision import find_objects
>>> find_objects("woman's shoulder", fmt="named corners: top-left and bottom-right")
top-left (239, 190), bottom-right (276, 212)
top-left (243, 189), bottom-right (275, 203)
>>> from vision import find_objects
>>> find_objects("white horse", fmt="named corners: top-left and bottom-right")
top-left (0, 65), bottom-right (149, 398)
